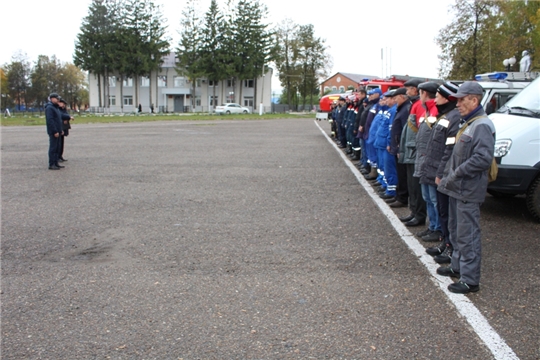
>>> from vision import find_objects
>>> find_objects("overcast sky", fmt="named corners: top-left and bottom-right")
top-left (2, 0), bottom-right (456, 90)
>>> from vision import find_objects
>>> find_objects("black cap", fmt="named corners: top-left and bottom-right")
top-left (450, 81), bottom-right (484, 99)
top-left (392, 87), bottom-right (407, 96)
top-left (49, 92), bottom-right (60, 99)
top-left (338, 96), bottom-right (346, 101)
top-left (418, 81), bottom-right (439, 95)
top-left (403, 79), bottom-right (423, 88)
top-left (58, 98), bottom-right (67, 104)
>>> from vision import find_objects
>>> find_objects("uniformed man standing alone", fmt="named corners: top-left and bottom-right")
top-left (45, 93), bottom-right (64, 170)
top-left (436, 81), bottom-right (496, 294)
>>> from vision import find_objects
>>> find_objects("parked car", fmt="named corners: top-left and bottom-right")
top-left (487, 75), bottom-right (540, 221)
top-left (215, 103), bottom-right (251, 115)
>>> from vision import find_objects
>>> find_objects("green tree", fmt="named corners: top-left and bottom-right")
top-left (200, 0), bottom-right (228, 112)
top-left (436, 0), bottom-right (498, 79)
top-left (296, 24), bottom-right (329, 108)
top-left (74, 0), bottom-right (116, 108)
top-left (273, 19), bottom-right (301, 108)
top-left (122, 0), bottom-right (170, 109)
top-left (230, 0), bottom-right (271, 105)
top-left (5, 53), bottom-right (31, 110)
top-left (1, 67), bottom-right (11, 109)
top-left (177, 0), bottom-right (204, 111)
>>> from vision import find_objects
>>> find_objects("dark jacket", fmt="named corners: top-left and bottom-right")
top-left (336, 103), bottom-right (347, 125)
top-left (362, 99), bottom-right (380, 140)
top-left (413, 99), bottom-right (438, 178)
top-left (389, 100), bottom-right (411, 155)
top-left (353, 100), bottom-right (365, 132)
top-left (398, 97), bottom-right (422, 164)
top-left (60, 107), bottom-right (71, 133)
top-left (419, 103), bottom-right (460, 186)
top-left (438, 106), bottom-right (496, 203)
top-left (45, 101), bottom-right (62, 135)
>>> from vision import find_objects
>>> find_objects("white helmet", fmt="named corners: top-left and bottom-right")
top-left (522, 50), bottom-right (529, 56)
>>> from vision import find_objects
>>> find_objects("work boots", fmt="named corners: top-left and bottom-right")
top-left (351, 150), bottom-right (360, 161)
top-left (364, 166), bottom-right (378, 180)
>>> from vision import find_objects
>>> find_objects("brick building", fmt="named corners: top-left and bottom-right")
top-left (320, 72), bottom-right (379, 95)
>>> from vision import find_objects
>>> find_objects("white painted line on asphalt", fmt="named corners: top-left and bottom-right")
top-left (314, 120), bottom-right (519, 360)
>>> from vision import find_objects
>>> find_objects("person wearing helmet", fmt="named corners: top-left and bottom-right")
top-left (520, 50), bottom-right (531, 72)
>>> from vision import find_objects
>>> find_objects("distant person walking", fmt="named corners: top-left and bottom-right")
top-left (45, 93), bottom-right (64, 170)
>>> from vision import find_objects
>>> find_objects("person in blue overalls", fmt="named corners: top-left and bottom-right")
top-left (378, 90), bottom-right (398, 199)
top-left (363, 89), bottom-right (382, 180)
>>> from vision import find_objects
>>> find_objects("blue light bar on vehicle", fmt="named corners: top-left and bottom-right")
top-left (475, 72), bottom-right (508, 81)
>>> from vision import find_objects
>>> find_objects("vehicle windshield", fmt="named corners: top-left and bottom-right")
top-left (497, 77), bottom-right (540, 113)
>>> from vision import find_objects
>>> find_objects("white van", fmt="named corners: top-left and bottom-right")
top-left (474, 72), bottom-right (535, 113)
top-left (487, 75), bottom-right (540, 221)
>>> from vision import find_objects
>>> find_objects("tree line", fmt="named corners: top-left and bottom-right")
top-left (1, 52), bottom-right (88, 112)
top-left (437, 0), bottom-right (540, 79)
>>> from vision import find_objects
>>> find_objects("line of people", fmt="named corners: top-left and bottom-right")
top-left (329, 80), bottom-right (495, 294)
top-left (45, 92), bottom-right (74, 170)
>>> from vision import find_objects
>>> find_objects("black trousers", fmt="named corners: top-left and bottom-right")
top-left (59, 135), bottom-right (65, 159)
top-left (437, 190), bottom-right (450, 245)
top-left (395, 159), bottom-right (408, 204)
top-left (48, 135), bottom-right (60, 166)
top-left (406, 164), bottom-right (426, 221)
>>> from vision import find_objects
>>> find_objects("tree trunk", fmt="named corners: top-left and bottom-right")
top-left (120, 75), bottom-right (124, 113)
top-left (97, 74), bottom-right (102, 108)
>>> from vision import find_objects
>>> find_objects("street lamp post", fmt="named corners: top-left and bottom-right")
top-left (503, 56), bottom-right (516, 71)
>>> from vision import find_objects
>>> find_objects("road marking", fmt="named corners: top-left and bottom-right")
top-left (314, 120), bottom-right (519, 360)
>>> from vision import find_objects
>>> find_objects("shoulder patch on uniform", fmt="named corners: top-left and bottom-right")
top-left (438, 119), bottom-right (450, 128)
top-left (446, 137), bottom-right (456, 145)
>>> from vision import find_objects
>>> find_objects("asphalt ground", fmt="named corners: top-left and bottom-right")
top-left (1, 118), bottom-right (539, 359)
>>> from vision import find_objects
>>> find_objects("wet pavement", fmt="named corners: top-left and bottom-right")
top-left (1, 119), bottom-right (539, 359)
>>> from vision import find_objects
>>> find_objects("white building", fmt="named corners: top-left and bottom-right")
top-left (87, 53), bottom-right (273, 113)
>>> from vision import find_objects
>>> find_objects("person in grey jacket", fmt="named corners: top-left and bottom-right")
top-left (436, 81), bottom-right (496, 294)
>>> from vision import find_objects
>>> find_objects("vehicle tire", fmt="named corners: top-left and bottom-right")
top-left (526, 176), bottom-right (540, 222)
top-left (243, 110), bottom-right (248, 114)
top-left (226, 110), bottom-right (231, 115)
top-left (487, 189), bottom-right (516, 198)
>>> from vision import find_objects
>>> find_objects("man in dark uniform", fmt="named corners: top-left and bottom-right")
top-left (437, 81), bottom-right (496, 294)
top-left (45, 93), bottom-right (63, 170)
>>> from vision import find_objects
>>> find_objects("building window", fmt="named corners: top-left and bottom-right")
top-left (244, 97), bottom-right (253, 107)
top-left (123, 77), bottom-right (133, 87)
top-left (108, 76), bottom-right (116, 87)
top-left (123, 96), bottom-right (133, 106)
top-left (324, 86), bottom-right (330, 92)
top-left (158, 76), bottom-right (167, 87)
top-left (209, 96), bottom-right (219, 106)
top-left (339, 86), bottom-right (345, 92)
top-left (195, 96), bottom-right (201, 106)
top-left (209, 80), bottom-right (218, 86)
top-left (141, 77), bottom-right (150, 87)
top-left (174, 76), bottom-right (185, 88)
top-left (109, 95), bottom-right (116, 106)
top-left (227, 79), bottom-right (235, 87)
top-left (332, 86), bottom-right (337, 91)
top-left (244, 79), bottom-right (254, 88)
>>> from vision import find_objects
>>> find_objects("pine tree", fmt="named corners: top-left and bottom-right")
top-left (200, 0), bottom-right (229, 112)
top-left (74, 0), bottom-right (116, 107)
top-left (177, 0), bottom-right (204, 111)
